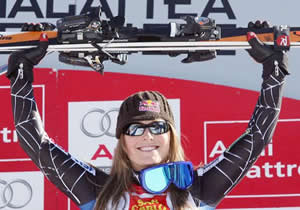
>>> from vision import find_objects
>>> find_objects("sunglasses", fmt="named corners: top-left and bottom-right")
top-left (135, 161), bottom-right (194, 194)
top-left (124, 121), bottom-right (170, 136)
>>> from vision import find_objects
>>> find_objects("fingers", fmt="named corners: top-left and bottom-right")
top-left (248, 20), bottom-right (271, 29)
top-left (21, 23), bottom-right (44, 31)
top-left (21, 22), bottom-right (56, 31)
top-left (246, 20), bottom-right (274, 63)
top-left (247, 19), bottom-right (272, 50)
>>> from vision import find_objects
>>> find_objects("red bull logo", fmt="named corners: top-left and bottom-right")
top-left (139, 100), bottom-right (160, 113)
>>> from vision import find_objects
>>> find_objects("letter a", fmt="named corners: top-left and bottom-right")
top-left (91, 144), bottom-right (113, 160)
top-left (209, 140), bottom-right (226, 158)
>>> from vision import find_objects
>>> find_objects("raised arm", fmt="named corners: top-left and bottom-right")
top-left (6, 33), bottom-right (108, 208)
top-left (190, 31), bottom-right (289, 207)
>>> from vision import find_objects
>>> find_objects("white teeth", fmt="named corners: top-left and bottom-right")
top-left (138, 146), bottom-right (157, 151)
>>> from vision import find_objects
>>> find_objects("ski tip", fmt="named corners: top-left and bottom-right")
top-left (0, 64), bottom-right (8, 76)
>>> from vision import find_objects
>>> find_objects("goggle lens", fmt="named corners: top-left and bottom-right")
top-left (125, 121), bottom-right (169, 136)
top-left (144, 167), bottom-right (170, 193)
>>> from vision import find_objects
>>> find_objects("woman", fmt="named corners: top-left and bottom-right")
top-left (6, 23), bottom-right (289, 209)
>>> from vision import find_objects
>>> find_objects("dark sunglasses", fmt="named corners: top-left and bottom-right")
top-left (136, 161), bottom-right (194, 194)
top-left (124, 121), bottom-right (170, 136)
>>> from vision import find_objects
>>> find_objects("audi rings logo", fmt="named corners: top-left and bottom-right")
top-left (80, 108), bottom-right (119, 137)
top-left (0, 179), bottom-right (32, 209)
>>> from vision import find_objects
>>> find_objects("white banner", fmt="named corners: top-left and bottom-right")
top-left (0, 171), bottom-right (44, 210)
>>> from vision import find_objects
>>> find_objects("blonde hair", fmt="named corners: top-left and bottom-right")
top-left (94, 125), bottom-right (191, 209)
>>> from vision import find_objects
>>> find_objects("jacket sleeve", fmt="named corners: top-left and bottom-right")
top-left (9, 69), bottom-right (108, 206)
top-left (190, 59), bottom-right (287, 207)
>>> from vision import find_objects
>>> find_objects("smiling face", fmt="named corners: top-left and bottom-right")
top-left (123, 119), bottom-right (171, 171)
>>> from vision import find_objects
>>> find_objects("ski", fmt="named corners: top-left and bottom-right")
top-left (0, 7), bottom-right (297, 73)
top-left (1, 28), bottom-right (299, 52)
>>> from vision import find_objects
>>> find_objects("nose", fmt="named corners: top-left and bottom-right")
top-left (143, 128), bottom-right (154, 140)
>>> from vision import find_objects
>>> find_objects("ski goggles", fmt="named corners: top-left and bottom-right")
top-left (124, 121), bottom-right (170, 136)
top-left (137, 161), bottom-right (194, 194)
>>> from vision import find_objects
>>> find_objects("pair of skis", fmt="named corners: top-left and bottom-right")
top-left (0, 13), bottom-right (298, 74)
top-left (1, 27), bottom-right (298, 52)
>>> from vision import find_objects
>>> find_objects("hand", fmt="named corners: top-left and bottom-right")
top-left (246, 20), bottom-right (274, 63)
top-left (246, 20), bottom-right (289, 79)
top-left (19, 23), bottom-right (53, 66)
top-left (6, 23), bottom-right (52, 81)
